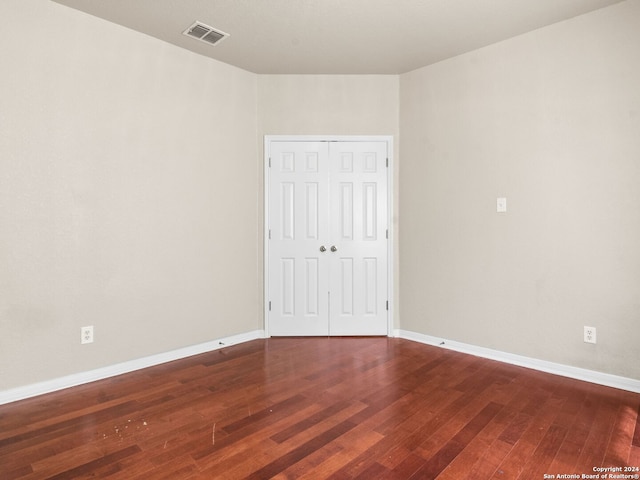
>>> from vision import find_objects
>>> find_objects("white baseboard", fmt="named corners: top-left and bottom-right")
top-left (394, 329), bottom-right (640, 394)
top-left (4, 329), bottom-right (636, 405)
top-left (0, 330), bottom-right (267, 406)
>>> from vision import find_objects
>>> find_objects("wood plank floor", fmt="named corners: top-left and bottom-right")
top-left (1, 337), bottom-right (639, 479)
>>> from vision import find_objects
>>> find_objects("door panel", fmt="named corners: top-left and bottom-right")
top-left (328, 142), bottom-right (388, 335)
top-left (268, 139), bottom-right (389, 336)
top-left (268, 142), bottom-right (330, 336)
top-left (305, 258), bottom-right (319, 315)
top-left (338, 183), bottom-right (354, 240)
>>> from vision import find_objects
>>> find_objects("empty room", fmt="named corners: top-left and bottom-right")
top-left (1, 0), bottom-right (639, 478)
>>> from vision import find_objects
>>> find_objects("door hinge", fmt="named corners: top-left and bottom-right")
top-left (268, 229), bottom-right (271, 239)
top-left (386, 300), bottom-right (389, 311)
top-left (268, 157), bottom-right (271, 168)
top-left (269, 301), bottom-right (272, 311)
top-left (386, 229), bottom-right (389, 239)
top-left (386, 158), bottom-right (389, 167)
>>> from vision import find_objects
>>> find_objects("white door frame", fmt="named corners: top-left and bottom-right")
top-left (264, 135), bottom-right (394, 337)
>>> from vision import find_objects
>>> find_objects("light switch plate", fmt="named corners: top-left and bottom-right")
top-left (497, 197), bottom-right (507, 213)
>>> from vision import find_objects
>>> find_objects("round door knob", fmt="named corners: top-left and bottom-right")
top-left (319, 245), bottom-right (327, 252)
top-left (330, 245), bottom-right (337, 252)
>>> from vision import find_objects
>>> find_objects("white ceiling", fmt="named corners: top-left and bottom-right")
top-left (52, 0), bottom-right (623, 74)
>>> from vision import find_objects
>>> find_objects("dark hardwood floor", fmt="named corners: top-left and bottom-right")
top-left (1, 337), bottom-right (639, 479)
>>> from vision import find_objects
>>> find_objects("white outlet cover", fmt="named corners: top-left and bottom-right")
top-left (584, 326), bottom-right (596, 344)
top-left (81, 326), bottom-right (94, 344)
top-left (497, 197), bottom-right (507, 213)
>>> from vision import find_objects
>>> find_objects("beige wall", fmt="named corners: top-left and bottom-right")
top-left (258, 75), bottom-right (399, 136)
top-left (400, 0), bottom-right (640, 378)
top-left (2, 0), bottom-right (638, 394)
top-left (0, 1), bottom-right (259, 390)
top-left (257, 75), bottom-right (401, 327)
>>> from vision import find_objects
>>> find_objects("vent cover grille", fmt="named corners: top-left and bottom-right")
top-left (183, 21), bottom-right (229, 46)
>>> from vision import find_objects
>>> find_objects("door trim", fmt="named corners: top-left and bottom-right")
top-left (264, 135), bottom-right (394, 337)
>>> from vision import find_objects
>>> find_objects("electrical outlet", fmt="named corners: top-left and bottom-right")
top-left (81, 326), bottom-right (94, 344)
top-left (584, 326), bottom-right (596, 344)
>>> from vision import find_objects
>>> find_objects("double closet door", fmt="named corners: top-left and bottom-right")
top-left (267, 138), bottom-right (390, 336)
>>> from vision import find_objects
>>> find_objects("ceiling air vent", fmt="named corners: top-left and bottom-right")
top-left (182, 21), bottom-right (229, 46)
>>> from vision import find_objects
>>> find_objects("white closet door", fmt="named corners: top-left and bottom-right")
top-left (268, 141), bottom-right (330, 336)
top-left (267, 138), bottom-right (389, 336)
top-left (328, 142), bottom-right (388, 335)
